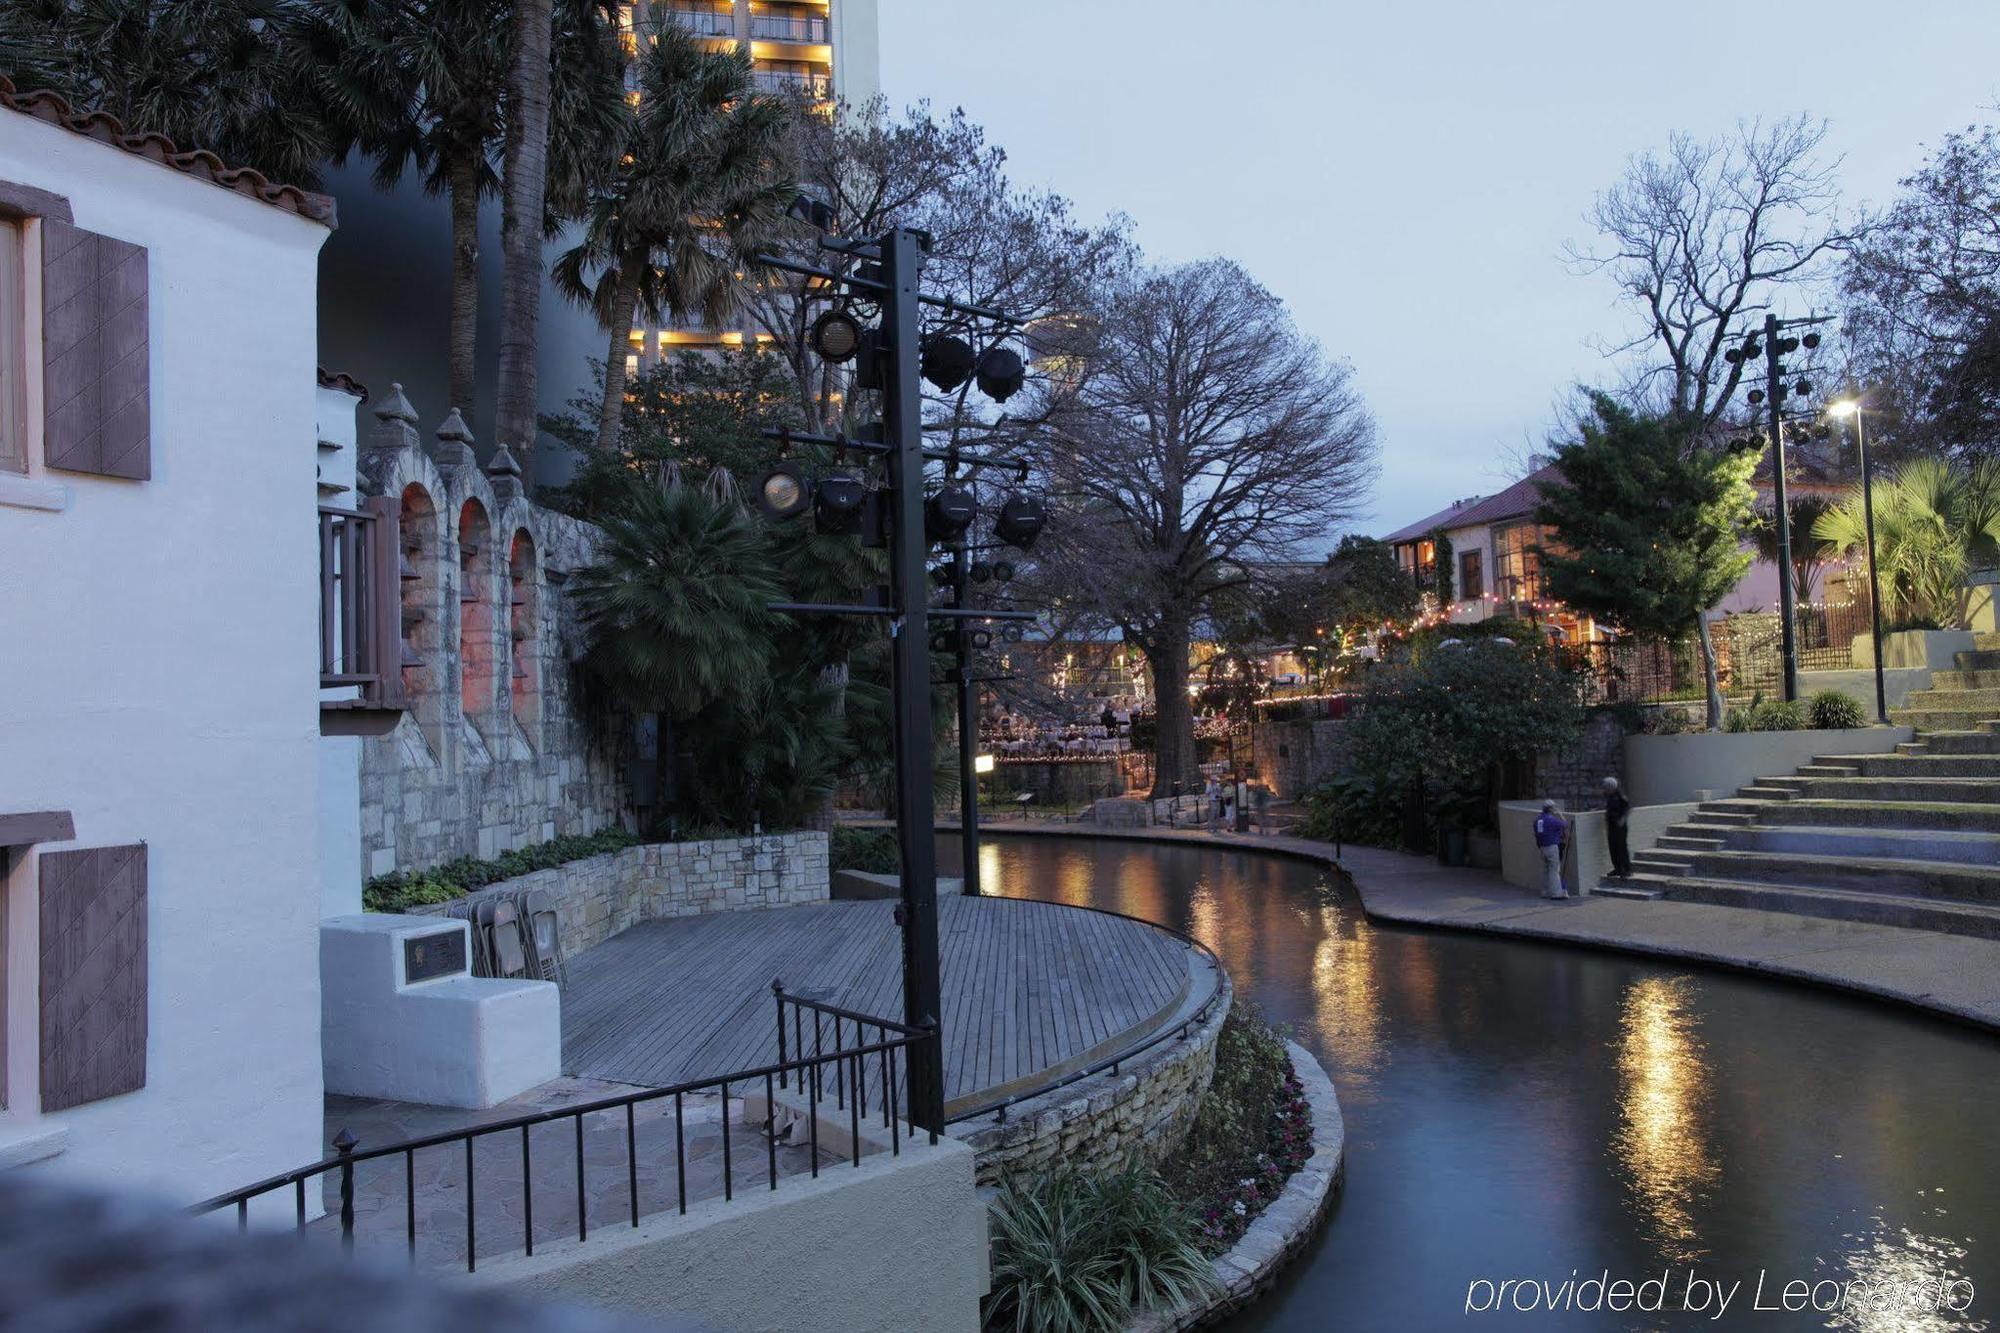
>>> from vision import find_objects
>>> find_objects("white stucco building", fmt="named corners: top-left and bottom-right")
top-left (0, 81), bottom-right (348, 1200)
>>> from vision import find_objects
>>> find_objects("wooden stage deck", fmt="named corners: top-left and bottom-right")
top-left (560, 896), bottom-right (1198, 1113)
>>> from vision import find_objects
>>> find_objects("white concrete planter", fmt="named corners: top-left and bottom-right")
top-left (1622, 727), bottom-right (1912, 807)
top-left (1849, 628), bottom-right (1976, 669)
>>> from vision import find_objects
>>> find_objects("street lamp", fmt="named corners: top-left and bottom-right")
top-left (1827, 396), bottom-right (1889, 725)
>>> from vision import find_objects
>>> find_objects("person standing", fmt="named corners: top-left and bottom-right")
top-left (1534, 800), bottom-right (1569, 900)
top-left (1602, 776), bottom-right (1633, 879)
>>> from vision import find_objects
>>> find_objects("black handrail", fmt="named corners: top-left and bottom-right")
top-left (193, 989), bottom-right (938, 1272)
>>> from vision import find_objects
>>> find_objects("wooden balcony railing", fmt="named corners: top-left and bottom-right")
top-left (319, 497), bottom-right (406, 735)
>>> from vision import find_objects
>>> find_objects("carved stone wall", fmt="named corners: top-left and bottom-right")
top-left (355, 387), bottom-right (629, 882)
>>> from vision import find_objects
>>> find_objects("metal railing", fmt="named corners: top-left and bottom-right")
top-left (318, 497), bottom-right (403, 707)
top-left (750, 13), bottom-right (828, 41)
top-left (193, 989), bottom-right (937, 1272)
top-left (942, 896), bottom-right (1227, 1126)
top-left (1575, 602), bottom-right (1878, 706)
top-left (664, 6), bottom-right (734, 36)
top-left (752, 69), bottom-right (833, 98)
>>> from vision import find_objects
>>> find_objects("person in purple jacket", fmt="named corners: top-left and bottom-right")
top-left (1533, 800), bottom-right (1569, 900)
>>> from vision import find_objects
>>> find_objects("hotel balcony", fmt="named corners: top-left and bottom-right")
top-left (749, 12), bottom-right (829, 42)
top-left (752, 67), bottom-right (833, 99)
top-left (663, 6), bottom-right (736, 37)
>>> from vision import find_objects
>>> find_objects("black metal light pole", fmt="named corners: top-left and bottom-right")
top-left (951, 545), bottom-right (983, 898)
top-left (1834, 398), bottom-right (1889, 724)
top-left (1762, 313), bottom-right (1801, 702)
top-left (880, 226), bottom-right (947, 1133)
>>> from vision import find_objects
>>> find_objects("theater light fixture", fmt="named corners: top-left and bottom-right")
top-left (975, 346), bottom-right (1026, 403)
top-left (810, 310), bottom-right (864, 364)
top-left (994, 494), bottom-right (1047, 550)
top-left (925, 484), bottom-right (976, 542)
top-left (920, 335), bottom-right (977, 392)
top-left (814, 469), bottom-right (869, 536)
top-left (758, 463), bottom-right (812, 521)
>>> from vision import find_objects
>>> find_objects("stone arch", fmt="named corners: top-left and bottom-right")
top-left (507, 526), bottom-right (542, 744)
top-left (398, 481), bottom-right (445, 756)
top-left (457, 496), bottom-right (499, 741)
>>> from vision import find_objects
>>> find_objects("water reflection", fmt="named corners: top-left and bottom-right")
top-left (1611, 975), bottom-right (1719, 1264)
top-left (946, 834), bottom-right (1999, 1331)
top-left (1827, 1210), bottom-right (1987, 1333)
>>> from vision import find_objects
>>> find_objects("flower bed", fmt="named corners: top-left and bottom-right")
top-left (1159, 1006), bottom-right (1313, 1254)
top-left (362, 829), bottom-right (639, 913)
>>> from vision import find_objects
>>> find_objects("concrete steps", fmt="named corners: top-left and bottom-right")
top-left (1898, 730), bottom-right (2000, 756)
top-left (1903, 685), bottom-right (2000, 709)
top-left (1631, 874), bottom-right (2000, 940)
top-left (1665, 848), bottom-right (2000, 903)
top-left (1840, 752), bottom-right (2000, 778)
top-left (1774, 775), bottom-right (2000, 803)
top-left (1889, 707), bottom-right (2000, 731)
top-left (1769, 799), bottom-right (2000, 833)
top-left (1715, 824), bottom-right (2000, 867)
top-left (1928, 668), bottom-right (2000, 689)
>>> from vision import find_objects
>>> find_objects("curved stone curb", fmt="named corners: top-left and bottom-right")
top-left (961, 822), bottom-right (2000, 1036)
top-left (1127, 1040), bottom-right (1344, 1332)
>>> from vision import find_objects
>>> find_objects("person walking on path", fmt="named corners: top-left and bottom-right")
top-left (1602, 776), bottom-right (1633, 879)
top-left (1534, 800), bottom-right (1569, 900)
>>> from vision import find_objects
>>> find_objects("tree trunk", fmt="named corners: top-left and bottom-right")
top-left (496, 0), bottom-right (555, 483)
top-left (595, 268), bottom-right (641, 454)
top-left (1147, 619), bottom-right (1200, 798)
top-left (1696, 614), bottom-right (1724, 730)
top-left (652, 709), bottom-right (678, 837)
top-left (447, 151), bottom-right (481, 421)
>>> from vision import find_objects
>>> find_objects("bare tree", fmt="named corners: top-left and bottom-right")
top-left (1033, 259), bottom-right (1378, 795)
top-left (1843, 121), bottom-right (2000, 460)
top-left (739, 99), bottom-right (1132, 436)
top-left (1567, 115), bottom-right (1850, 431)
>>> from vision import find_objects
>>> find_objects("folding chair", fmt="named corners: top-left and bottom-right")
top-left (488, 898), bottom-right (530, 979)
top-left (520, 887), bottom-right (567, 989)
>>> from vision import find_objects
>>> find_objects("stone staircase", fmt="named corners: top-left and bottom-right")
top-left (1625, 633), bottom-right (2000, 937)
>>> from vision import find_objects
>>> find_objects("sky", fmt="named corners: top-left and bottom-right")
top-left (876, 0), bottom-right (2000, 537)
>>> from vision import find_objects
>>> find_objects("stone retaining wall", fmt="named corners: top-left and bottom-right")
top-left (411, 832), bottom-right (830, 959)
top-left (1130, 1039), bottom-right (1345, 1331)
top-left (957, 970), bottom-right (1231, 1185)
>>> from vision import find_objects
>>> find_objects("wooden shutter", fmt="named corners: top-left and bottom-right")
top-left (39, 844), bottom-right (148, 1112)
top-left (42, 219), bottom-right (150, 480)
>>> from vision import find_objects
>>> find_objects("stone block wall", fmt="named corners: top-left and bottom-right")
top-left (959, 971), bottom-right (1230, 1185)
top-left (1535, 709), bottom-right (1627, 809)
top-left (411, 833), bottom-right (830, 961)
top-left (1250, 720), bottom-right (1353, 801)
top-left (356, 390), bottom-right (630, 882)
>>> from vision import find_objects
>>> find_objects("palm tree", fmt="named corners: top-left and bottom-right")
top-left (572, 482), bottom-right (780, 833)
top-left (0, 0), bottom-right (333, 185)
top-left (494, 0), bottom-right (554, 475)
top-left (1752, 495), bottom-right (1836, 609)
top-left (297, 0), bottom-right (620, 426)
top-left (1814, 458), bottom-right (2000, 629)
top-left (555, 20), bottom-right (797, 455)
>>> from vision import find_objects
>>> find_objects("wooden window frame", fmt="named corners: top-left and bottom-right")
top-left (0, 180), bottom-right (69, 481)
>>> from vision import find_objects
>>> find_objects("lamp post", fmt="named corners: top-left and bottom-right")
top-left (1828, 397), bottom-right (1888, 724)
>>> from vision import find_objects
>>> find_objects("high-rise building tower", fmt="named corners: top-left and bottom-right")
top-left (619, 1), bottom-right (881, 376)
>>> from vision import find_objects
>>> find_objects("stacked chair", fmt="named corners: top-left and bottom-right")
top-left (443, 890), bottom-right (568, 989)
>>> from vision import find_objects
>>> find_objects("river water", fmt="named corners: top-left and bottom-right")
top-left (940, 832), bottom-right (2000, 1332)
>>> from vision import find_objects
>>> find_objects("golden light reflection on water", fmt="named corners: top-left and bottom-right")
top-left (1613, 975), bottom-right (1720, 1264)
top-left (1823, 1208), bottom-right (1986, 1333)
top-left (1309, 896), bottom-right (1386, 1096)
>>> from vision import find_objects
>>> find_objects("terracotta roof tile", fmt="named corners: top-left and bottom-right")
top-left (0, 76), bottom-right (337, 228)
top-left (1382, 464), bottom-right (1565, 544)
top-left (317, 368), bottom-right (370, 400)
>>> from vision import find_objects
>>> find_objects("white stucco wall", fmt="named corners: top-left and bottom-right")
top-left (832, 0), bottom-right (882, 107)
top-left (0, 110), bottom-right (331, 1202)
top-left (316, 383), bottom-right (365, 919)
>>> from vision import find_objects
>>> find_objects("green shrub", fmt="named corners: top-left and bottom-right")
top-left (1642, 708), bottom-right (1696, 735)
top-left (1296, 771), bottom-right (1401, 848)
top-left (1747, 699), bottom-right (1805, 731)
top-left (830, 825), bottom-right (899, 875)
top-left (361, 828), bottom-right (640, 913)
top-left (1160, 1006), bottom-right (1313, 1254)
top-left (984, 1164), bottom-right (1212, 1331)
top-left (1723, 708), bottom-right (1753, 734)
top-left (1808, 689), bottom-right (1866, 730)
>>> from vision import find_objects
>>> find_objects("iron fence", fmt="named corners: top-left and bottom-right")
top-left (1577, 602), bottom-right (1877, 707)
top-left (193, 989), bottom-right (937, 1271)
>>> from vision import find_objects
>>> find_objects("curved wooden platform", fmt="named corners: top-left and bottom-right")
top-left (559, 896), bottom-right (1195, 1113)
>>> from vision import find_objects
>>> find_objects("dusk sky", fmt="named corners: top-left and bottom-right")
top-left (877, 0), bottom-right (2000, 537)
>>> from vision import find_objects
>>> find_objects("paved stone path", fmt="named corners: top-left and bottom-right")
top-left (318, 1079), bottom-right (821, 1269)
top-left (948, 819), bottom-right (2000, 1032)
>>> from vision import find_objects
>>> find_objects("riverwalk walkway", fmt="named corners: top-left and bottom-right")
top-left (950, 819), bottom-right (2000, 1034)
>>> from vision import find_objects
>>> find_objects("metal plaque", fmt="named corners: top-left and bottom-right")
top-left (403, 929), bottom-right (467, 985)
